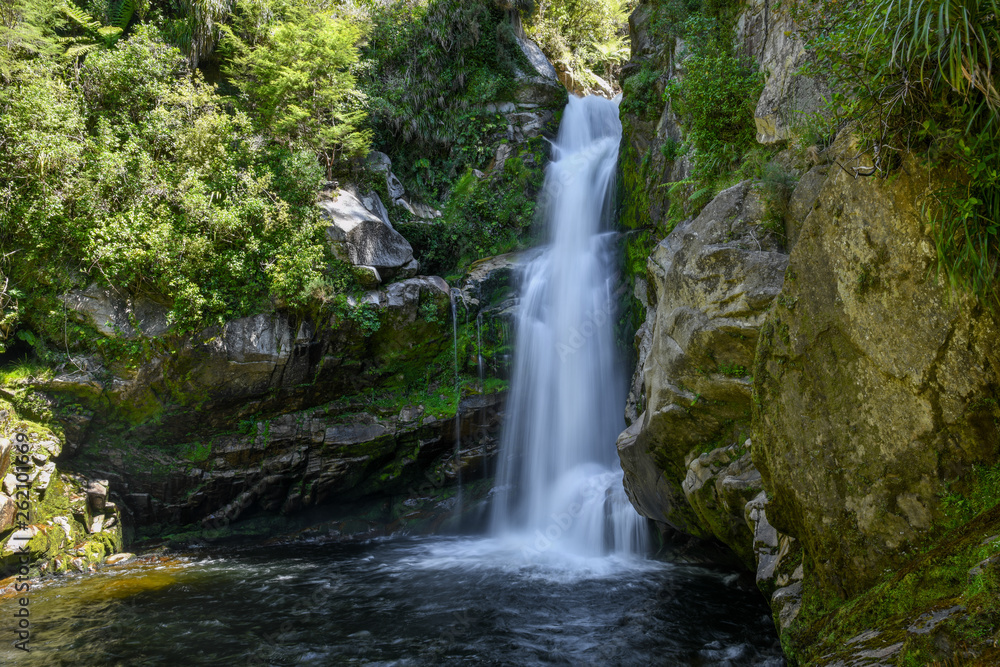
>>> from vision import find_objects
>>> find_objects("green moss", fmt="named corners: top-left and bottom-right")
top-left (787, 502), bottom-right (1000, 664)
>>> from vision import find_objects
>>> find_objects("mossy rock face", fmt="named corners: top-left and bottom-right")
top-left (752, 143), bottom-right (1000, 603)
top-left (21, 277), bottom-right (455, 450)
top-left (83, 389), bottom-right (506, 533)
top-left (785, 505), bottom-right (1000, 665)
top-left (682, 444), bottom-right (761, 570)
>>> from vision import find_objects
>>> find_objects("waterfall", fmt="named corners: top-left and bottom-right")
top-left (490, 95), bottom-right (649, 558)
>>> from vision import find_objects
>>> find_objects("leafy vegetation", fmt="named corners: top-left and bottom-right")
top-left (0, 0), bottom-right (580, 361)
top-left (524, 0), bottom-right (634, 90)
top-left (397, 141), bottom-right (549, 277)
top-left (663, 14), bottom-right (766, 221)
top-left (356, 0), bottom-right (530, 203)
top-left (802, 0), bottom-right (1000, 310)
top-left (230, 10), bottom-right (371, 179)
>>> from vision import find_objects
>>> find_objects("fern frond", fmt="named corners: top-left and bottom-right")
top-left (61, 2), bottom-right (101, 33)
top-left (97, 25), bottom-right (122, 40)
top-left (64, 42), bottom-right (101, 59)
top-left (110, 0), bottom-right (135, 31)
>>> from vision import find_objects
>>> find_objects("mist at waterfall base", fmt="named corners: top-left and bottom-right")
top-left (0, 97), bottom-right (783, 666)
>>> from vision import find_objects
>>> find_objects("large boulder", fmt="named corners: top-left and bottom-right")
top-left (508, 13), bottom-right (567, 108)
top-left (617, 181), bottom-right (788, 537)
top-left (752, 143), bottom-right (1000, 600)
top-left (319, 188), bottom-right (418, 280)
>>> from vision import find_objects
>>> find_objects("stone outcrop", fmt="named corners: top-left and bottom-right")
top-left (320, 187), bottom-right (419, 281)
top-left (0, 424), bottom-right (124, 577)
top-left (61, 284), bottom-right (172, 338)
top-left (4, 249), bottom-right (515, 563)
top-left (737, 0), bottom-right (829, 144)
top-left (508, 11), bottom-right (569, 107)
top-left (25, 276), bottom-right (454, 439)
top-left (94, 391), bottom-right (505, 530)
top-left (619, 2), bottom-right (1000, 662)
top-left (617, 181), bottom-right (788, 544)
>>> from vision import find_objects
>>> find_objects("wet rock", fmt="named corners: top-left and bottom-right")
top-left (681, 444), bottom-right (763, 568)
top-left (105, 552), bottom-right (135, 565)
top-left (0, 438), bottom-right (11, 478)
top-left (36, 462), bottom-right (56, 491)
top-left (353, 266), bottom-right (382, 289)
top-left (509, 17), bottom-right (566, 108)
top-left (771, 581), bottom-right (803, 631)
top-left (457, 252), bottom-right (522, 309)
top-left (617, 181), bottom-right (788, 534)
top-left (0, 494), bottom-right (15, 532)
top-left (52, 516), bottom-right (73, 541)
top-left (38, 439), bottom-right (61, 460)
top-left (745, 491), bottom-right (801, 596)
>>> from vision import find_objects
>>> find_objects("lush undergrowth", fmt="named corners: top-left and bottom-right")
top-left (0, 0), bottom-right (578, 362)
top-left (524, 0), bottom-right (634, 91)
top-left (618, 0), bottom-right (772, 239)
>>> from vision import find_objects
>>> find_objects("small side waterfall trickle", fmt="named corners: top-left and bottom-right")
top-left (476, 311), bottom-right (484, 391)
top-left (490, 95), bottom-right (649, 559)
top-left (450, 289), bottom-right (463, 520)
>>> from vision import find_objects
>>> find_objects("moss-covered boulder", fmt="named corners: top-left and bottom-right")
top-left (753, 143), bottom-right (1000, 602)
top-left (0, 412), bottom-right (124, 577)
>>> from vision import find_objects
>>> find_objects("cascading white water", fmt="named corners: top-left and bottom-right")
top-left (490, 95), bottom-right (649, 558)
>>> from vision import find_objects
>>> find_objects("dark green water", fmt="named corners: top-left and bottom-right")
top-left (0, 536), bottom-right (783, 665)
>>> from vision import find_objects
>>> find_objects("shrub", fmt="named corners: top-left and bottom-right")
top-left (661, 15), bottom-right (764, 220)
top-left (231, 11), bottom-right (371, 179)
top-left (0, 29), bottom-right (333, 338)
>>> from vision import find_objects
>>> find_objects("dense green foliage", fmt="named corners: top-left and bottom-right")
top-left (352, 0), bottom-right (558, 272)
top-left (0, 0), bottom-right (581, 358)
top-left (231, 11), bottom-right (370, 179)
top-left (0, 27), bottom-right (337, 339)
top-left (803, 0), bottom-right (1000, 309)
top-left (353, 0), bottom-right (527, 204)
top-left (663, 15), bottom-right (765, 218)
top-left (398, 143), bottom-right (548, 278)
top-left (525, 0), bottom-right (633, 89)
top-left (618, 0), bottom-right (769, 235)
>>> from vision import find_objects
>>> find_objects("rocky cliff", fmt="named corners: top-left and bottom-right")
top-left (618, 0), bottom-right (1000, 664)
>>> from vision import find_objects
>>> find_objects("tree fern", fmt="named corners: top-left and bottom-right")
top-left (109, 0), bottom-right (135, 31)
top-left (60, 2), bottom-right (101, 33)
